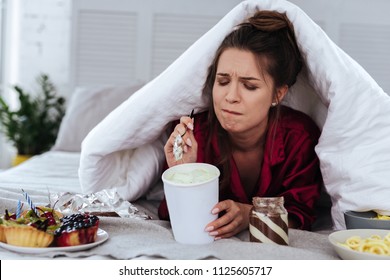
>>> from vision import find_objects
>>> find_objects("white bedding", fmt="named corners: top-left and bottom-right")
top-left (79, 0), bottom-right (390, 229)
top-left (0, 151), bottom-right (80, 193)
top-left (1, 0), bottom-right (388, 260)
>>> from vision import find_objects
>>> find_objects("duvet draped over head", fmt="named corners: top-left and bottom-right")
top-left (79, 0), bottom-right (390, 230)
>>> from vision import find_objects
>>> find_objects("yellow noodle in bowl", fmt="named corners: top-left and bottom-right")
top-left (376, 214), bottom-right (390, 221)
top-left (329, 229), bottom-right (390, 260)
top-left (342, 233), bottom-right (390, 256)
top-left (344, 235), bottom-right (362, 249)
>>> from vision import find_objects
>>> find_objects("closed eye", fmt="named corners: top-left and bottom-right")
top-left (216, 78), bottom-right (230, 86)
top-left (243, 83), bottom-right (258, 91)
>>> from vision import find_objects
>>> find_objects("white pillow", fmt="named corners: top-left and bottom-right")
top-left (53, 84), bottom-right (144, 152)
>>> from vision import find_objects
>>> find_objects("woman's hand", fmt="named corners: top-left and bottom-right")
top-left (204, 200), bottom-right (252, 240)
top-left (164, 115), bottom-right (197, 167)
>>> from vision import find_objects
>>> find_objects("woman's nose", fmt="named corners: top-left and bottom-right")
top-left (225, 82), bottom-right (240, 103)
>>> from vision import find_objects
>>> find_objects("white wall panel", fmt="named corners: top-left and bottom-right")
top-left (70, 0), bottom-right (243, 88)
top-left (151, 14), bottom-right (220, 78)
top-left (290, 0), bottom-right (390, 94)
top-left (74, 10), bottom-right (137, 86)
top-left (339, 23), bottom-right (390, 92)
top-left (70, 0), bottom-right (390, 93)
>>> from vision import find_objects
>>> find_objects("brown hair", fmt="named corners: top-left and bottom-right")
top-left (202, 10), bottom-right (303, 190)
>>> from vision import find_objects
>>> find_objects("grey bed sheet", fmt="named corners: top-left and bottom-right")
top-left (0, 151), bottom-right (337, 260)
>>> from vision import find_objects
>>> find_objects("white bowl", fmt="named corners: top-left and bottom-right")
top-left (328, 229), bottom-right (390, 260)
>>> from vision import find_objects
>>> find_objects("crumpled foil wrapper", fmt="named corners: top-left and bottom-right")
top-left (49, 188), bottom-right (152, 220)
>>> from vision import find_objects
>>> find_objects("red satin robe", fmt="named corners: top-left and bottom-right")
top-left (158, 106), bottom-right (322, 230)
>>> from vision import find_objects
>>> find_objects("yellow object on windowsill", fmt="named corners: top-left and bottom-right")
top-left (12, 155), bottom-right (32, 166)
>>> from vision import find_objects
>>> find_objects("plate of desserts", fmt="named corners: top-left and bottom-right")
top-left (0, 228), bottom-right (108, 254)
top-left (0, 202), bottom-right (108, 253)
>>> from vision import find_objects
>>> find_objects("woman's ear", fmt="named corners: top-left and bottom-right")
top-left (275, 85), bottom-right (288, 103)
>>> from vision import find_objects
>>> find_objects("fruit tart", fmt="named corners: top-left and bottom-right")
top-left (2, 206), bottom-right (62, 247)
top-left (4, 224), bottom-right (55, 247)
top-left (21, 206), bottom-right (63, 224)
top-left (0, 217), bottom-right (5, 243)
top-left (54, 213), bottom-right (99, 247)
top-left (0, 209), bottom-right (18, 243)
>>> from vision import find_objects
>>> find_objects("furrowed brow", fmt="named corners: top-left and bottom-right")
top-left (240, 76), bottom-right (261, 81)
top-left (216, 73), bottom-right (230, 77)
top-left (217, 73), bottom-right (261, 81)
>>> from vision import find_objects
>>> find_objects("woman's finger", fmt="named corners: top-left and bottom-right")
top-left (205, 200), bottom-right (236, 229)
top-left (179, 116), bottom-right (194, 131)
top-left (175, 124), bottom-right (187, 138)
top-left (205, 200), bottom-right (251, 239)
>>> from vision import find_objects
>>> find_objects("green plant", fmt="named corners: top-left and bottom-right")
top-left (0, 74), bottom-right (66, 155)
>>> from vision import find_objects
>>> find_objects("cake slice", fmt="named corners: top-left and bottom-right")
top-left (54, 213), bottom-right (99, 247)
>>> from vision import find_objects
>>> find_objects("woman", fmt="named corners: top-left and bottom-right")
top-left (159, 10), bottom-right (322, 240)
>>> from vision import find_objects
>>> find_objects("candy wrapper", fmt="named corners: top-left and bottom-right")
top-left (49, 188), bottom-right (152, 220)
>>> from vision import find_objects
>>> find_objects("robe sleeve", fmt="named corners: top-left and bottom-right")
top-left (278, 131), bottom-right (322, 230)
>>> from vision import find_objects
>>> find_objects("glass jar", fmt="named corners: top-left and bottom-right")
top-left (249, 197), bottom-right (289, 245)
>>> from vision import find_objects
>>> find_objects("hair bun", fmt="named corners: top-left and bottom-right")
top-left (248, 10), bottom-right (291, 32)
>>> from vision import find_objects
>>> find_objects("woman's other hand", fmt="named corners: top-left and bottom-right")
top-left (204, 200), bottom-right (252, 239)
top-left (164, 115), bottom-right (197, 167)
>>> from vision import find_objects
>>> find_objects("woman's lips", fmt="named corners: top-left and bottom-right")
top-left (222, 109), bottom-right (241, 115)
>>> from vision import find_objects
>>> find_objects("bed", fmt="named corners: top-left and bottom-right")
top-left (0, 153), bottom-right (336, 260)
top-left (1, 0), bottom-right (389, 260)
top-left (0, 85), bottom-right (335, 260)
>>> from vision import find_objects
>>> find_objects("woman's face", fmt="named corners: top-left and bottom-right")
top-left (212, 48), bottom-right (282, 137)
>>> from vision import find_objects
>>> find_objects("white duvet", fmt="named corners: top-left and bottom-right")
top-left (79, 0), bottom-right (390, 229)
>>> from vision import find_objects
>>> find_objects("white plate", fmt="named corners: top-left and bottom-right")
top-left (0, 228), bottom-right (108, 254)
top-left (329, 229), bottom-right (390, 260)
